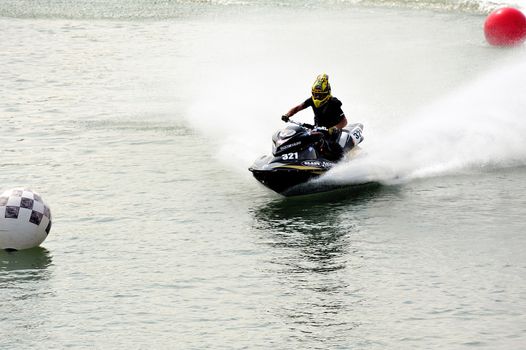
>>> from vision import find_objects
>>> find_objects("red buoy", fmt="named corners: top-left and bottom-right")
top-left (484, 7), bottom-right (526, 46)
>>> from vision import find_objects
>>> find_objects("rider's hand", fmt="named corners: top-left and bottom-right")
top-left (281, 115), bottom-right (290, 122)
top-left (328, 126), bottom-right (339, 135)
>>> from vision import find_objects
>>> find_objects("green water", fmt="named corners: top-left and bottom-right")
top-left (1, 2), bottom-right (525, 348)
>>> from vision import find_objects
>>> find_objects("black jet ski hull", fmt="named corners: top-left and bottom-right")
top-left (249, 166), bottom-right (327, 195)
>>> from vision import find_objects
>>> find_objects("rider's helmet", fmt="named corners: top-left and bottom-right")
top-left (311, 73), bottom-right (332, 108)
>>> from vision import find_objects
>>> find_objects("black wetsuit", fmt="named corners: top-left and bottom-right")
top-left (303, 97), bottom-right (346, 160)
top-left (303, 97), bottom-right (345, 128)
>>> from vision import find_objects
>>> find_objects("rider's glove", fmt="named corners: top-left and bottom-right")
top-left (281, 115), bottom-right (290, 122)
top-left (328, 126), bottom-right (339, 135)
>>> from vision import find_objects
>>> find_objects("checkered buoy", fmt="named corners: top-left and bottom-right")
top-left (0, 188), bottom-right (52, 251)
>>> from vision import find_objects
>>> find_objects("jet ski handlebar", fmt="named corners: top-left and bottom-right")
top-left (282, 117), bottom-right (328, 133)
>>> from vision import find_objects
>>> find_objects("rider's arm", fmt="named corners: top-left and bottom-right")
top-left (334, 115), bottom-right (348, 129)
top-left (327, 115), bottom-right (348, 135)
top-left (284, 102), bottom-right (308, 117)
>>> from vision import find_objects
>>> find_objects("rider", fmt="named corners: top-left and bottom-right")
top-left (281, 73), bottom-right (348, 159)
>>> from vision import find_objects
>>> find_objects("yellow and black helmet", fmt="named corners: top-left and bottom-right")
top-left (311, 73), bottom-right (332, 108)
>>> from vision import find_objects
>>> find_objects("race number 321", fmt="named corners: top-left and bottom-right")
top-left (282, 152), bottom-right (298, 160)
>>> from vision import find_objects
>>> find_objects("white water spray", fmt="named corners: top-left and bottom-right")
top-left (326, 51), bottom-right (526, 186)
top-left (182, 8), bottom-right (526, 186)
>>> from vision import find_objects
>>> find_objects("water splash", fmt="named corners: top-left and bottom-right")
top-left (325, 50), bottom-right (526, 186)
top-left (180, 1), bottom-right (525, 182)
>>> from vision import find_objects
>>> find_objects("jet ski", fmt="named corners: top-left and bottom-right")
top-left (249, 120), bottom-right (364, 196)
